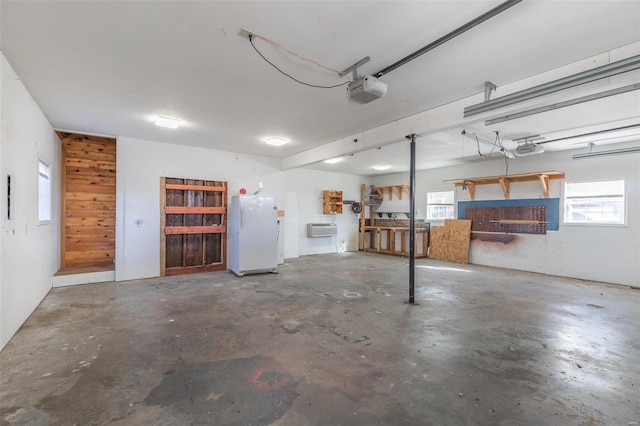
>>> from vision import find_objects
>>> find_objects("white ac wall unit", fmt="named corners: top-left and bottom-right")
top-left (307, 223), bottom-right (337, 237)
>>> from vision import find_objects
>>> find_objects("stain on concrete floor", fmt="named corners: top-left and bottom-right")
top-left (143, 356), bottom-right (298, 426)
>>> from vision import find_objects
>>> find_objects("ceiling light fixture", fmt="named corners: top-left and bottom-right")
top-left (324, 158), bottom-right (343, 164)
top-left (155, 116), bottom-right (181, 129)
top-left (264, 137), bottom-right (288, 146)
top-left (372, 165), bottom-right (391, 171)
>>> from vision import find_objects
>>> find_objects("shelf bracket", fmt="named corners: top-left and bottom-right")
top-left (466, 182), bottom-right (476, 200)
top-left (498, 177), bottom-right (510, 199)
top-left (538, 174), bottom-right (550, 198)
top-left (402, 185), bottom-right (410, 199)
top-left (393, 186), bottom-right (402, 200)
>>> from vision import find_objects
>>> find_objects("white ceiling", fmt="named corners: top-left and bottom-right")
top-left (2, 1), bottom-right (639, 174)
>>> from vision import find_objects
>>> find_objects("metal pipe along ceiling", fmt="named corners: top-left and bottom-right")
top-left (465, 55), bottom-right (640, 117)
top-left (374, 0), bottom-right (524, 78)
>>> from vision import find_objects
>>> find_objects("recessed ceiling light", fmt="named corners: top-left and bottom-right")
top-left (324, 158), bottom-right (343, 164)
top-left (372, 165), bottom-right (391, 170)
top-left (155, 116), bottom-right (181, 129)
top-left (265, 137), bottom-right (288, 146)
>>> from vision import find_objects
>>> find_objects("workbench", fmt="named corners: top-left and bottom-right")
top-left (362, 226), bottom-right (429, 258)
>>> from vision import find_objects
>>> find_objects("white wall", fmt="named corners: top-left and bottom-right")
top-left (283, 168), bottom-right (364, 256)
top-left (0, 53), bottom-right (60, 350)
top-left (371, 141), bottom-right (640, 287)
top-left (116, 137), bottom-right (364, 282)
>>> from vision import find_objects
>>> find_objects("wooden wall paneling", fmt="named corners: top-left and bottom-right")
top-left (60, 140), bottom-right (67, 268)
top-left (160, 177), bottom-right (166, 277)
top-left (183, 179), bottom-right (204, 267)
top-left (59, 133), bottom-right (116, 270)
top-left (165, 178), bottom-right (185, 269)
top-left (204, 181), bottom-right (222, 264)
top-left (220, 182), bottom-right (227, 267)
top-left (161, 177), bottom-right (227, 276)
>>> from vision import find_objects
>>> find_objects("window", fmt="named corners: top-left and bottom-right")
top-left (426, 190), bottom-right (455, 220)
top-left (564, 179), bottom-right (625, 225)
top-left (38, 159), bottom-right (51, 223)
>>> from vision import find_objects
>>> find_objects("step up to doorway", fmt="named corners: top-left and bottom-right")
top-left (53, 265), bottom-right (115, 287)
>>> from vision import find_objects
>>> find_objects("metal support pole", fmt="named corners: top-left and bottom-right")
top-left (407, 134), bottom-right (417, 304)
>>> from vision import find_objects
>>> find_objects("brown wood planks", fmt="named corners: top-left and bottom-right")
top-left (165, 184), bottom-right (226, 192)
top-left (161, 177), bottom-right (228, 275)
top-left (165, 206), bottom-right (226, 214)
top-left (164, 225), bottom-right (225, 235)
top-left (59, 133), bottom-right (116, 268)
top-left (429, 219), bottom-right (472, 264)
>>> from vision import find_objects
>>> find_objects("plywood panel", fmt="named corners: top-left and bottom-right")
top-left (429, 219), bottom-right (472, 264)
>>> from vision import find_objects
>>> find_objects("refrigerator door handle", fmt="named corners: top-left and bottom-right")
top-left (240, 204), bottom-right (244, 229)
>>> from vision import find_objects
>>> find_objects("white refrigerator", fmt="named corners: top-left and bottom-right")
top-left (229, 195), bottom-right (278, 277)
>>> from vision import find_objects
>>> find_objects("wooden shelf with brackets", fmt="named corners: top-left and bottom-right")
top-left (445, 171), bottom-right (565, 200)
top-left (374, 185), bottom-right (410, 200)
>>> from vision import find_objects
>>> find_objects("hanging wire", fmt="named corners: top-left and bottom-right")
top-left (495, 131), bottom-right (510, 175)
top-left (249, 35), bottom-right (350, 89)
top-left (250, 33), bottom-right (342, 75)
top-left (474, 132), bottom-right (498, 158)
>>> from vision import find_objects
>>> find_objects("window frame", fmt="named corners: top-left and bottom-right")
top-left (38, 157), bottom-right (52, 225)
top-left (562, 179), bottom-right (626, 227)
top-left (426, 190), bottom-right (456, 222)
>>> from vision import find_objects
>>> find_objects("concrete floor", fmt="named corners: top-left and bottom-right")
top-left (1, 253), bottom-right (639, 425)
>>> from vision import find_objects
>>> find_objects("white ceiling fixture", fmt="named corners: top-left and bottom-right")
top-left (324, 158), bottom-right (343, 164)
top-left (372, 165), bottom-right (391, 171)
top-left (514, 136), bottom-right (546, 157)
top-left (264, 137), bottom-right (288, 146)
top-left (155, 116), bottom-right (181, 129)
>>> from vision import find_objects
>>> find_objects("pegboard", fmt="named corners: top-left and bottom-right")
top-left (458, 198), bottom-right (559, 231)
top-left (466, 206), bottom-right (547, 234)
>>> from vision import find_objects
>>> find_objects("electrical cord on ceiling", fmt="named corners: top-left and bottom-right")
top-left (250, 32), bottom-right (342, 75)
top-left (249, 35), bottom-right (350, 89)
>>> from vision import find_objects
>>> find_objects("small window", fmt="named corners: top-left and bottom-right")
top-left (426, 190), bottom-right (455, 220)
top-left (38, 159), bottom-right (51, 223)
top-left (564, 179), bottom-right (625, 225)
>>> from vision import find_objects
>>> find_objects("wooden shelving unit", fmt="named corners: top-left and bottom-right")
top-left (374, 185), bottom-right (410, 200)
top-left (322, 190), bottom-right (343, 214)
top-left (445, 171), bottom-right (565, 200)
